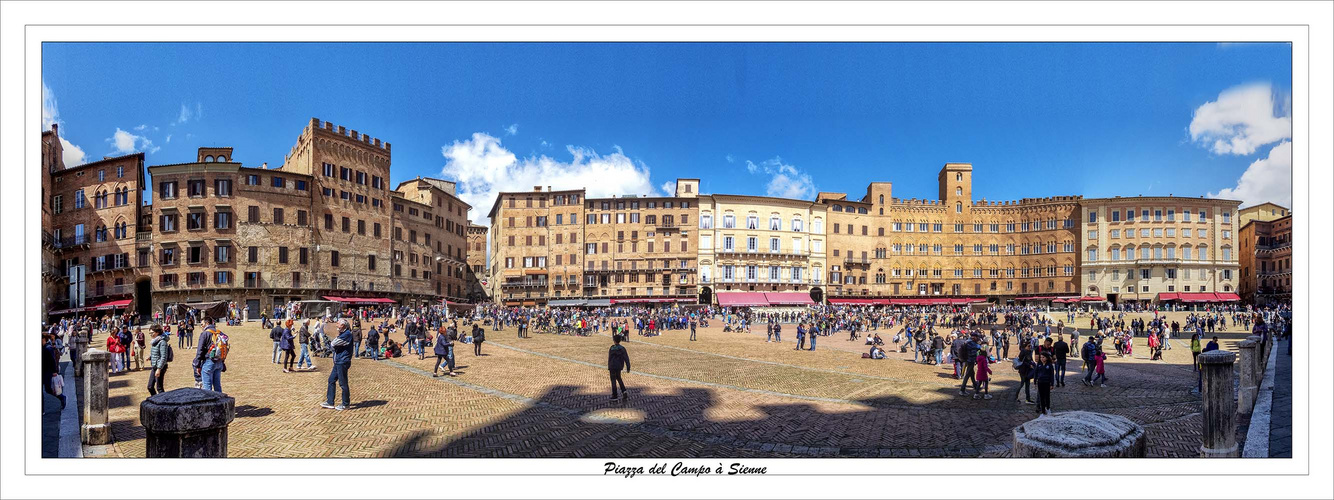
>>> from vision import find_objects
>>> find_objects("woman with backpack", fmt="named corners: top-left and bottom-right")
top-left (147, 325), bottom-right (172, 395)
top-left (1013, 342), bottom-right (1034, 404)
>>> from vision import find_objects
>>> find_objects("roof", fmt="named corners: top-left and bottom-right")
top-left (701, 193), bottom-right (823, 207)
top-left (57, 152), bottom-right (145, 174)
top-left (1079, 195), bottom-right (1242, 205)
top-left (1239, 201), bottom-right (1289, 212)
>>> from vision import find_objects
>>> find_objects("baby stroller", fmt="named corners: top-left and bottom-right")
top-left (310, 332), bottom-right (332, 358)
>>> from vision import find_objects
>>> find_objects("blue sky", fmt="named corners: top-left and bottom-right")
top-left (41, 42), bottom-right (1293, 224)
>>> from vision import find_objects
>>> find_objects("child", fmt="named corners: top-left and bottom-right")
top-left (1093, 349), bottom-right (1108, 386)
top-left (608, 334), bottom-right (631, 402)
top-left (974, 346), bottom-right (993, 400)
top-left (1034, 352), bottom-right (1056, 415)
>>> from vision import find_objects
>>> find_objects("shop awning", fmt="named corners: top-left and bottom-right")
top-left (586, 298), bottom-right (612, 307)
top-left (611, 298), bottom-right (692, 304)
top-left (829, 298), bottom-right (874, 305)
top-left (763, 292), bottom-right (815, 305)
top-left (889, 298), bottom-right (926, 305)
top-left (950, 297), bottom-right (985, 305)
top-left (92, 298), bottom-right (133, 310)
top-left (548, 299), bottom-right (588, 307)
top-left (1079, 296), bottom-right (1106, 302)
top-left (715, 292), bottom-right (770, 307)
top-left (1015, 296), bottom-right (1057, 301)
top-left (1215, 293), bottom-right (1241, 302)
top-left (1178, 293), bottom-right (1217, 303)
top-left (1157, 292), bottom-right (1180, 301)
top-left (321, 296), bottom-right (397, 305)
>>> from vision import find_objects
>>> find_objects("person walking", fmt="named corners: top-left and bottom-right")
top-left (958, 333), bottom-right (980, 396)
top-left (689, 319), bottom-right (697, 341)
top-left (1190, 333), bottom-right (1202, 371)
top-left (1080, 337), bottom-right (1099, 386)
top-left (147, 325), bottom-right (171, 396)
top-left (270, 322), bottom-right (284, 364)
top-left (432, 327), bottom-right (456, 377)
top-left (974, 345), bottom-right (993, 399)
top-left (1053, 335), bottom-right (1069, 387)
top-left (472, 324), bottom-right (485, 356)
top-left (794, 325), bottom-right (805, 350)
top-left (608, 334), bottom-right (631, 402)
top-left (279, 325), bottom-right (296, 373)
top-left (1034, 352), bottom-right (1056, 415)
top-left (194, 317), bottom-right (228, 393)
top-left (322, 320), bottom-right (354, 410)
top-left (1014, 342), bottom-right (1034, 404)
top-left (365, 326), bottom-right (381, 361)
top-left (297, 321), bottom-right (314, 370)
top-left (133, 326), bottom-right (146, 371)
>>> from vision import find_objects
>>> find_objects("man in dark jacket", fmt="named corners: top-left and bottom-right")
top-left (472, 324), bottom-right (485, 356)
top-left (270, 322), bottom-right (284, 364)
top-left (323, 320), bottom-right (354, 410)
top-left (1081, 338), bottom-right (1099, 386)
top-left (433, 327), bottom-right (456, 376)
top-left (958, 333), bottom-right (981, 397)
top-left (608, 335), bottom-right (631, 401)
top-left (1053, 335), bottom-right (1070, 387)
top-left (366, 326), bottom-right (381, 361)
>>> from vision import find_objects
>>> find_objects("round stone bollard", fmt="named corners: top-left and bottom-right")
top-left (1012, 411), bottom-right (1146, 458)
top-left (1199, 349), bottom-right (1239, 457)
top-left (1237, 340), bottom-right (1258, 413)
top-left (80, 349), bottom-right (111, 445)
top-left (140, 388), bottom-right (236, 458)
top-left (70, 329), bottom-right (90, 378)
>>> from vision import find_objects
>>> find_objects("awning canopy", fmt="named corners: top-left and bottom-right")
top-left (586, 298), bottom-right (612, 307)
top-left (1215, 292), bottom-right (1241, 302)
top-left (92, 298), bottom-right (132, 310)
top-left (1079, 296), bottom-right (1106, 302)
top-left (828, 298), bottom-right (889, 305)
top-left (610, 298), bottom-right (692, 304)
top-left (1157, 292), bottom-right (1180, 301)
top-left (715, 292), bottom-right (770, 307)
top-left (763, 292), bottom-right (814, 305)
top-left (548, 299), bottom-right (588, 307)
top-left (1015, 296), bottom-right (1058, 301)
top-left (321, 296), bottom-right (397, 305)
top-left (1178, 292), bottom-right (1218, 303)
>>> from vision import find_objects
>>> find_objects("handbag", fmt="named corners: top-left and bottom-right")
top-left (51, 374), bottom-right (64, 396)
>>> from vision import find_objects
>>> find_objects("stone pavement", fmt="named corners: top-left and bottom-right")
top-left (1270, 338), bottom-right (1292, 457)
top-left (83, 319), bottom-right (1217, 458)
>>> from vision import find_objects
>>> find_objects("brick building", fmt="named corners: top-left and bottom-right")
top-left (465, 223), bottom-right (490, 303)
top-left (696, 192), bottom-right (827, 302)
top-left (1239, 213), bottom-right (1292, 305)
top-left (45, 149), bottom-right (147, 316)
top-left (40, 125), bottom-right (64, 320)
top-left (389, 178), bottom-right (472, 303)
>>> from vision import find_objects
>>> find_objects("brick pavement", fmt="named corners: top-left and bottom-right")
top-left (85, 318), bottom-right (1212, 458)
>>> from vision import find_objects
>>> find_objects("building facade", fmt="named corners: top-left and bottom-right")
top-left (390, 178), bottom-right (472, 303)
top-left (1239, 213), bottom-right (1292, 305)
top-left (1080, 197), bottom-right (1243, 304)
top-left (696, 192), bottom-right (828, 302)
top-left (1237, 202), bottom-right (1290, 228)
top-left (45, 150), bottom-right (147, 316)
top-left (465, 223), bottom-right (490, 303)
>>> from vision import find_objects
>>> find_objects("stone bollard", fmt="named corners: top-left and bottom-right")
top-left (1237, 340), bottom-right (1258, 413)
top-left (1012, 411), bottom-right (1146, 458)
top-left (69, 332), bottom-right (89, 378)
top-left (140, 388), bottom-right (236, 458)
top-left (80, 349), bottom-right (111, 445)
top-left (1199, 349), bottom-right (1238, 457)
top-left (1246, 335), bottom-right (1264, 364)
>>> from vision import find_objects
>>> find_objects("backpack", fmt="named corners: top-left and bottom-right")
top-left (207, 329), bottom-right (230, 361)
top-left (164, 343), bottom-right (175, 362)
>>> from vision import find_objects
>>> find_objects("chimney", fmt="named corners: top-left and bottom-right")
top-left (262, 162), bottom-right (269, 169)
top-left (533, 186), bottom-right (542, 192)
top-left (51, 123), bottom-right (58, 136)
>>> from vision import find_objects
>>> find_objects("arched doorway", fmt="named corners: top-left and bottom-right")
top-left (698, 286), bottom-right (713, 306)
top-left (809, 287), bottom-right (824, 305)
top-left (135, 277), bottom-right (152, 318)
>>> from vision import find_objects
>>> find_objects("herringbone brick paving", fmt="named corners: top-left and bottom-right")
top-left (88, 313), bottom-right (1221, 458)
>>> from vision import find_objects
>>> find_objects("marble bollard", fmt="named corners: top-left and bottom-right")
top-left (80, 349), bottom-right (111, 445)
top-left (1012, 411), bottom-right (1146, 458)
top-left (1200, 349), bottom-right (1239, 457)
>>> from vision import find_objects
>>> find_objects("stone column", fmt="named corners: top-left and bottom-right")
top-left (1199, 349), bottom-right (1238, 457)
top-left (140, 388), bottom-right (236, 458)
top-left (69, 330), bottom-right (89, 378)
top-left (1237, 340), bottom-right (1258, 413)
top-left (80, 349), bottom-right (111, 445)
top-left (1012, 411), bottom-right (1146, 458)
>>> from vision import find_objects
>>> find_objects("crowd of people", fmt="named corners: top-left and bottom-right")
top-left (41, 298), bottom-right (1292, 415)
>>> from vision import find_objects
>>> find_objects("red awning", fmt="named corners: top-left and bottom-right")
top-left (92, 298), bottom-right (133, 310)
top-left (1079, 296), bottom-right (1106, 302)
top-left (1157, 292), bottom-right (1180, 301)
top-left (715, 292), bottom-right (770, 307)
top-left (1215, 293), bottom-right (1241, 302)
top-left (1015, 296), bottom-right (1058, 301)
top-left (611, 298), bottom-right (684, 304)
top-left (322, 296), bottom-right (397, 305)
top-left (764, 292), bottom-right (814, 305)
top-left (1178, 293), bottom-right (1217, 303)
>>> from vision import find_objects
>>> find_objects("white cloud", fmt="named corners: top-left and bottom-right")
top-left (539, 140), bottom-right (551, 148)
top-left (175, 103), bottom-right (192, 124)
top-left (441, 133), bottom-right (661, 226)
top-left (134, 124), bottom-right (148, 131)
top-left (42, 81), bottom-right (89, 167)
top-left (744, 157), bottom-right (817, 200)
top-left (60, 138), bottom-right (86, 167)
top-left (174, 102), bottom-right (202, 125)
top-left (661, 181), bottom-right (676, 195)
top-left (1188, 82), bottom-right (1291, 155)
top-left (165, 134), bottom-right (172, 143)
top-left (1209, 140), bottom-right (1292, 208)
top-left (725, 154), bottom-right (735, 163)
top-left (106, 128), bottom-right (159, 155)
top-left (504, 123), bottom-right (519, 136)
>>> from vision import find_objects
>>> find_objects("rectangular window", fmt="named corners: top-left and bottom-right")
top-left (248, 206), bottom-right (260, 223)
top-left (248, 246), bottom-right (258, 263)
top-left (271, 176), bottom-right (285, 188)
top-left (214, 179), bottom-right (232, 196)
top-left (215, 245), bottom-right (230, 263)
top-left (331, 251), bottom-right (340, 267)
top-left (273, 208), bottom-right (285, 225)
top-left (278, 247), bottom-right (289, 264)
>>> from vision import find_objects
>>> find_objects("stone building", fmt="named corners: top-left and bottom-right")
top-left (465, 223), bottom-right (490, 303)
top-left (1237, 202), bottom-right (1290, 228)
top-left (1080, 196), bottom-right (1243, 305)
top-left (486, 179), bottom-right (701, 306)
top-left (40, 125), bottom-right (64, 321)
top-left (696, 191), bottom-right (828, 302)
top-left (45, 149), bottom-right (147, 317)
top-left (1238, 213), bottom-right (1292, 305)
top-left (817, 163), bottom-right (1081, 303)
top-left (389, 178), bottom-right (472, 303)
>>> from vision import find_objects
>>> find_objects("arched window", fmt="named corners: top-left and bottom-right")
top-left (956, 172), bottom-right (962, 182)
top-left (204, 155), bottom-right (214, 162)
top-left (879, 194), bottom-right (884, 204)
top-left (956, 187), bottom-right (962, 196)
top-left (955, 202), bottom-right (962, 214)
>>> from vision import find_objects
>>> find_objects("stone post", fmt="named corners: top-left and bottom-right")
top-left (1012, 411), bottom-right (1146, 457)
top-left (69, 329), bottom-right (89, 378)
top-left (140, 388), bottom-right (236, 457)
top-left (1247, 335), bottom-right (1265, 364)
top-left (1237, 340), bottom-right (1258, 414)
top-left (80, 349), bottom-right (111, 445)
top-left (1199, 349), bottom-right (1238, 457)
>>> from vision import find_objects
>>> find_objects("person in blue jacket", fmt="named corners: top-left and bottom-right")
top-left (322, 320), bottom-right (354, 410)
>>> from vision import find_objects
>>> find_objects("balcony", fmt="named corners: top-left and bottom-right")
top-left (501, 280), bottom-right (548, 289)
top-left (87, 284), bottom-right (132, 299)
top-left (844, 257), bottom-right (871, 266)
top-left (655, 221), bottom-right (681, 231)
top-left (42, 231), bottom-right (55, 249)
top-left (53, 235), bottom-right (90, 251)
